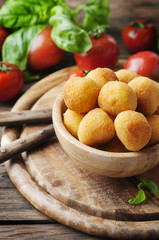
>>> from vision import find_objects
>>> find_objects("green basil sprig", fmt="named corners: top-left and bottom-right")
top-left (76, 0), bottom-right (110, 34)
top-left (23, 70), bottom-right (39, 83)
top-left (128, 179), bottom-right (159, 205)
top-left (0, 0), bottom-right (56, 29)
top-left (128, 189), bottom-right (146, 205)
top-left (0, 0), bottom-right (110, 71)
top-left (2, 25), bottom-right (46, 70)
top-left (49, 6), bottom-right (92, 53)
top-left (138, 179), bottom-right (159, 197)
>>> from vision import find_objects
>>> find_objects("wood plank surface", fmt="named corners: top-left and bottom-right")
top-left (0, 0), bottom-right (159, 239)
top-left (1, 64), bottom-right (159, 239)
top-left (0, 164), bottom-right (51, 222)
top-left (0, 224), bottom-right (102, 240)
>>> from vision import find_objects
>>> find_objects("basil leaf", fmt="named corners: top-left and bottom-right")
top-left (2, 24), bottom-right (46, 70)
top-left (128, 189), bottom-right (146, 205)
top-left (138, 179), bottom-right (159, 197)
top-left (49, 6), bottom-right (92, 53)
top-left (0, 0), bottom-right (57, 29)
top-left (78, 0), bottom-right (110, 34)
top-left (23, 70), bottom-right (39, 83)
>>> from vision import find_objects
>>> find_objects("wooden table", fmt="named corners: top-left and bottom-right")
top-left (0, 0), bottom-right (159, 239)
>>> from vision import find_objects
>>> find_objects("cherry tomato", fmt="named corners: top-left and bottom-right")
top-left (124, 51), bottom-right (159, 81)
top-left (0, 62), bottom-right (24, 101)
top-left (74, 33), bottom-right (119, 70)
top-left (28, 26), bottom-right (64, 71)
top-left (66, 67), bottom-right (89, 80)
top-left (122, 20), bottom-right (158, 53)
top-left (0, 26), bottom-right (9, 57)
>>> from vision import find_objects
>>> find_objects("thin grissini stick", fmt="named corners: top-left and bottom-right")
top-left (0, 109), bottom-right (52, 126)
top-left (0, 124), bottom-right (54, 164)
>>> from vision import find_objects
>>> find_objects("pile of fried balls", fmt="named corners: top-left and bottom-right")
top-left (63, 68), bottom-right (159, 152)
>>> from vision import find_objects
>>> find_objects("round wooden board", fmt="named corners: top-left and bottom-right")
top-left (1, 61), bottom-right (159, 239)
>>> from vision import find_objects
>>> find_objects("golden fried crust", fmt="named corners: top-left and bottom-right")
top-left (63, 109), bottom-right (85, 138)
top-left (98, 136), bottom-right (128, 152)
top-left (114, 110), bottom-right (152, 151)
top-left (86, 67), bottom-right (118, 89)
top-left (98, 81), bottom-right (137, 116)
top-left (155, 105), bottom-right (159, 114)
top-left (78, 108), bottom-right (115, 146)
top-left (115, 69), bottom-right (139, 84)
top-left (63, 77), bottom-right (99, 113)
top-left (128, 77), bottom-right (159, 115)
top-left (146, 115), bottom-right (159, 146)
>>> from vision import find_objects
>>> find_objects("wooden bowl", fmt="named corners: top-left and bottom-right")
top-left (53, 93), bottom-right (159, 178)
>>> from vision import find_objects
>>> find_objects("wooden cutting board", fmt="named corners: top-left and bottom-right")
top-left (1, 60), bottom-right (159, 239)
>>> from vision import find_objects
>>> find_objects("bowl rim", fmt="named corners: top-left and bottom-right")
top-left (53, 93), bottom-right (159, 161)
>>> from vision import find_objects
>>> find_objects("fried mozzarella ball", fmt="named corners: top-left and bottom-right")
top-left (63, 77), bottom-right (99, 113)
top-left (98, 136), bottom-right (128, 152)
top-left (146, 115), bottom-right (159, 146)
top-left (155, 105), bottom-right (159, 115)
top-left (63, 109), bottom-right (85, 138)
top-left (98, 81), bottom-right (137, 116)
top-left (114, 110), bottom-right (151, 151)
top-left (86, 67), bottom-right (118, 89)
top-left (115, 69), bottom-right (139, 84)
top-left (78, 108), bottom-right (115, 146)
top-left (128, 77), bottom-right (159, 115)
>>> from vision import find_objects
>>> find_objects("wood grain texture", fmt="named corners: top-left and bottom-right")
top-left (0, 1), bottom-right (158, 239)
top-left (0, 224), bottom-right (102, 240)
top-left (1, 64), bottom-right (159, 239)
top-left (0, 109), bottom-right (52, 126)
top-left (0, 124), bottom-right (54, 163)
top-left (0, 165), bottom-right (50, 221)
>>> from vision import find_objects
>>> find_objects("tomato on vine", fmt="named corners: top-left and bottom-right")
top-left (0, 26), bottom-right (9, 57)
top-left (124, 51), bottom-right (159, 81)
top-left (122, 20), bottom-right (158, 52)
top-left (27, 26), bottom-right (65, 71)
top-left (0, 62), bottom-right (24, 101)
top-left (74, 33), bottom-right (119, 70)
top-left (66, 67), bottom-right (90, 81)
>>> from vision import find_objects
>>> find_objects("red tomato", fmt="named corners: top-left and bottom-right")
top-left (28, 26), bottom-right (64, 71)
top-left (66, 67), bottom-right (89, 80)
top-left (74, 33), bottom-right (119, 70)
top-left (122, 20), bottom-right (158, 53)
top-left (124, 51), bottom-right (159, 81)
top-left (0, 26), bottom-right (9, 57)
top-left (0, 62), bottom-right (24, 101)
